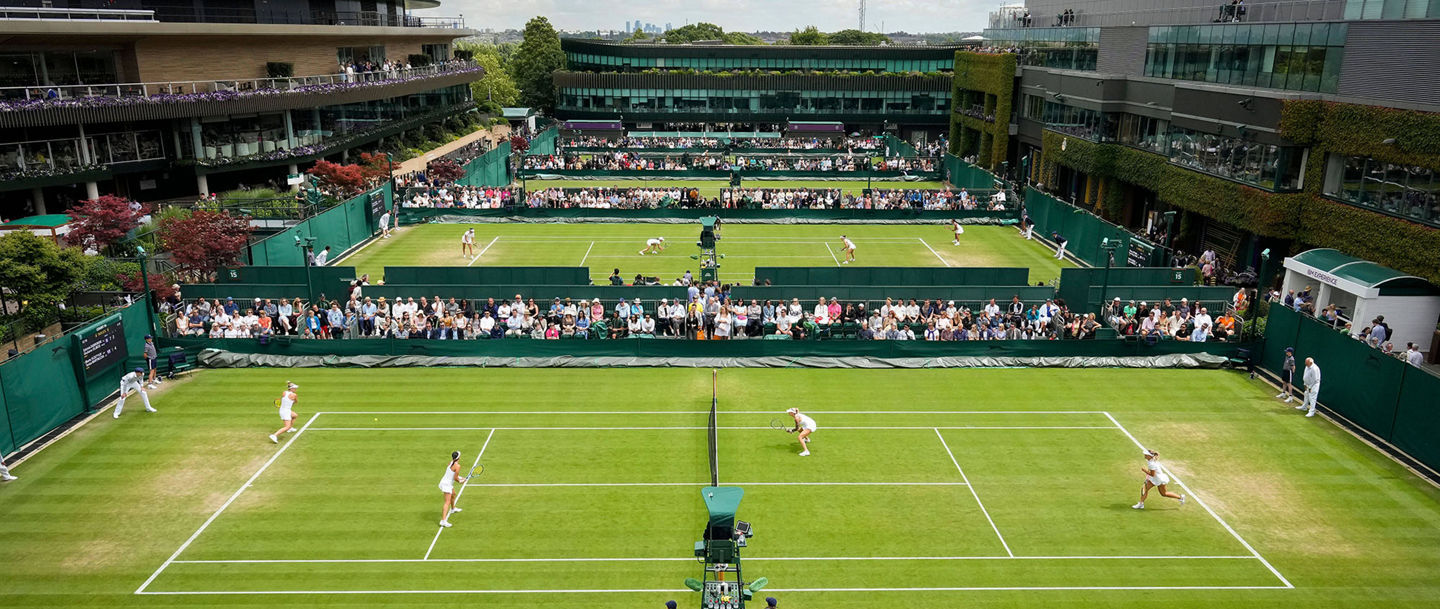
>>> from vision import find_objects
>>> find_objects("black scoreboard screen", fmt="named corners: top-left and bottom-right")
top-left (75, 316), bottom-right (127, 377)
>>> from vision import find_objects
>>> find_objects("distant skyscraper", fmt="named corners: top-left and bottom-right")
top-left (665, 22), bottom-right (673, 31)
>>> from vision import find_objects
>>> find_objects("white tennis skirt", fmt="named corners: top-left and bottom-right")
top-left (1147, 473), bottom-right (1171, 486)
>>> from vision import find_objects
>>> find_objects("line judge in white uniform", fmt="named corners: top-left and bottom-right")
top-left (1298, 357), bottom-right (1321, 418)
top-left (785, 407), bottom-right (818, 457)
top-left (0, 452), bottom-right (16, 482)
top-left (114, 366), bottom-right (157, 419)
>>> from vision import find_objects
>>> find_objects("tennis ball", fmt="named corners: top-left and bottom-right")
top-left (374, 418), bottom-right (378, 421)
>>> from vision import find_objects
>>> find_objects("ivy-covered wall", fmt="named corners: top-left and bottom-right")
top-left (948, 52), bottom-right (1016, 173)
top-left (1037, 100), bottom-right (1440, 283)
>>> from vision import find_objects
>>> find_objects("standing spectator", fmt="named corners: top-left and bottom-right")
top-left (1277, 347), bottom-right (1296, 402)
top-left (1299, 357), bottom-right (1321, 418)
top-left (1405, 343), bottom-right (1425, 367)
top-left (1369, 318), bottom-right (1388, 345)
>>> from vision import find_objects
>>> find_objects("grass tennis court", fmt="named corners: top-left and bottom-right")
top-left (520, 179), bottom-right (948, 198)
top-left (4, 368), bottom-right (1439, 608)
top-left (343, 223), bottom-right (1071, 285)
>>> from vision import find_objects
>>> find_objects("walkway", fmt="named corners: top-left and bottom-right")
top-left (393, 123), bottom-right (511, 175)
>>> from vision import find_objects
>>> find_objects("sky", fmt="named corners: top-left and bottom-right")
top-left (434, 0), bottom-right (994, 34)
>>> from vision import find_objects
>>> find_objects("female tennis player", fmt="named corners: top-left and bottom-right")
top-left (839, 235), bottom-right (856, 264)
top-left (268, 382), bottom-right (299, 444)
top-left (439, 450), bottom-right (469, 528)
top-left (1133, 449), bottom-right (1185, 509)
top-left (784, 407), bottom-right (818, 456)
top-left (639, 236), bottom-right (666, 255)
top-left (461, 228), bottom-right (476, 259)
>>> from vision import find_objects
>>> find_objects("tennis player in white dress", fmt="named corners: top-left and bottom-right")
top-left (639, 237), bottom-right (666, 255)
top-left (439, 450), bottom-right (469, 528)
top-left (952, 219), bottom-right (965, 245)
top-left (840, 236), bottom-right (856, 264)
top-left (1133, 449), bottom-right (1185, 509)
top-left (268, 382), bottom-right (300, 444)
top-left (785, 407), bottom-right (818, 456)
top-left (461, 228), bottom-right (476, 259)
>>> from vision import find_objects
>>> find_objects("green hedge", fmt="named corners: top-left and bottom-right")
top-left (948, 52), bottom-right (1016, 172)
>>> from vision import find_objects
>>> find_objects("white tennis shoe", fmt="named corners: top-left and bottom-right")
top-left (451, 507), bottom-right (462, 513)
top-left (1131, 502), bottom-right (1144, 509)
top-left (268, 434), bottom-right (278, 444)
top-left (439, 520), bottom-right (452, 528)
top-left (798, 450), bottom-right (810, 457)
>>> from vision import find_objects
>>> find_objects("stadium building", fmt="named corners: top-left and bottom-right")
top-left (0, 0), bottom-right (480, 218)
top-left (957, 0), bottom-right (1440, 284)
top-left (553, 39), bottom-right (959, 142)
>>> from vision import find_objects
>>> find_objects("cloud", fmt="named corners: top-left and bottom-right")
top-left (434, 0), bottom-right (990, 33)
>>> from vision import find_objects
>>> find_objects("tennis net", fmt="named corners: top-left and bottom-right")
top-left (708, 368), bottom-right (719, 486)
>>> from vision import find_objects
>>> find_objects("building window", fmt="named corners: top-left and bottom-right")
top-left (1326, 154), bottom-right (1440, 225)
top-left (1167, 126), bottom-right (1303, 192)
top-left (1143, 23), bottom-right (1346, 93)
top-left (1114, 114), bottom-right (1169, 155)
top-left (1344, 0), bottom-right (1440, 20)
top-left (980, 27), bottom-right (1099, 71)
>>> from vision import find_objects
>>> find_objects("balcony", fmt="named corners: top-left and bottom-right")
top-left (0, 62), bottom-right (483, 129)
top-left (0, 2), bottom-right (465, 28)
top-left (988, 0), bottom-right (1344, 29)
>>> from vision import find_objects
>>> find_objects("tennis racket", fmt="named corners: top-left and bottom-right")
top-left (769, 418), bottom-right (791, 433)
top-left (465, 463), bottom-right (485, 481)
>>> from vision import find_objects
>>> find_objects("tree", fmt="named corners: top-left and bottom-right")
top-left (306, 160), bottom-right (367, 199)
top-left (723, 32), bottom-right (764, 45)
top-left (159, 210), bottom-right (253, 282)
top-left (828, 29), bottom-right (891, 45)
top-left (511, 16), bottom-right (566, 111)
top-left (509, 134), bottom-right (530, 156)
top-left (65, 195), bottom-right (147, 253)
top-left (663, 22), bottom-right (726, 44)
top-left (356, 152), bottom-right (393, 188)
top-left (456, 41), bottom-right (521, 107)
top-left (0, 231), bottom-right (87, 332)
top-left (117, 269), bottom-right (178, 303)
top-left (789, 26), bottom-right (830, 45)
top-left (622, 29), bottom-right (650, 43)
top-left (426, 157), bottom-right (466, 184)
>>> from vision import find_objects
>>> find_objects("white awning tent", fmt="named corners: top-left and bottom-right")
top-left (1282, 248), bottom-right (1440, 352)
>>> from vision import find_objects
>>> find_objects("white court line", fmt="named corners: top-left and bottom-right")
top-left (171, 554), bottom-right (1255, 565)
top-left (134, 413), bottom-right (321, 594)
top-left (824, 241), bottom-right (841, 266)
top-left (918, 237), bottom-right (952, 267)
top-left (591, 254), bottom-right (832, 259)
top-left (462, 481), bottom-right (972, 487)
top-left (424, 428), bottom-right (494, 560)
top-left (578, 241), bottom-right (595, 266)
top-left (305, 426), bottom-right (1116, 431)
top-left (316, 410), bottom-right (1110, 415)
top-left (137, 585), bottom-right (1290, 596)
top-left (1103, 412), bottom-right (1294, 589)
top-left (935, 428), bottom-right (1013, 557)
top-left (466, 236), bottom-right (499, 266)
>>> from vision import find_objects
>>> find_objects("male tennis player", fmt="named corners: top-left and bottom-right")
top-left (639, 236), bottom-right (666, 255)
top-left (114, 367), bottom-right (156, 419)
top-left (439, 450), bottom-right (469, 528)
top-left (839, 235), bottom-right (856, 264)
top-left (268, 382), bottom-right (300, 444)
top-left (784, 407), bottom-right (818, 456)
top-left (461, 228), bottom-right (476, 259)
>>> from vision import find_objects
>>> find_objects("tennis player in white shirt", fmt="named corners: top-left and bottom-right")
top-left (461, 228), bottom-right (476, 259)
top-left (784, 407), bottom-right (818, 456)
top-left (839, 235), bottom-right (856, 264)
top-left (951, 219), bottom-right (965, 245)
top-left (268, 382), bottom-right (300, 443)
top-left (1132, 449), bottom-right (1185, 509)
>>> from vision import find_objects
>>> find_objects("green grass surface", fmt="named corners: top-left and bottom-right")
top-left (520, 179), bottom-right (947, 197)
top-left (343, 223), bottom-right (1070, 285)
top-left (3, 368), bottom-right (1439, 608)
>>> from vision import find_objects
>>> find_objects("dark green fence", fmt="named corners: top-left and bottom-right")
top-left (1025, 187), bottom-right (1164, 269)
top-left (1, 302), bottom-right (152, 456)
top-left (162, 334), bottom-right (1246, 360)
top-left (381, 267), bottom-right (590, 286)
top-left (399, 207), bottom-right (1019, 225)
top-left (246, 184), bottom-right (393, 266)
top-left (1259, 306), bottom-right (1440, 473)
top-left (945, 154), bottom-right (1003, 190)
top-left (528, 124), bottom-right (559, 157)
top-left (1057, 267), bottom-right (1206, 313)
top-left (755, 267), bottom-right (1030, 286)
top-left (457, 140), bottom-right (511, 187)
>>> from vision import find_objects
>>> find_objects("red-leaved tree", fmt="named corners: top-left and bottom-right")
top-left (306, 160), bottom-right (367, 199)
top-left (426, 157), bottom-right (466, 185)
top-left (65, 195), bottom-right (147, 253)
top-left (118, 270), bottom-right (179, 302)
top-left (159, 210), bottom-right (253, 282)
top-left (357, 152), bottom-right (393, 187)
top-left (509, 134), bottom-right (530, 155)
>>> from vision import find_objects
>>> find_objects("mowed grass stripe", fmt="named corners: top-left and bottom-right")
top-left (343, 223), bottom-right (1071, 285)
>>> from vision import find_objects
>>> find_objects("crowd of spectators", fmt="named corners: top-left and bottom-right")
top-left (156, 285), bottom-right (1117, 342)
top-left (337, 58), bottom-right (470, 83)
top-left (558, 136), bottom-right (888, 152)
top-left (521, 152), bottom-right (936, 174)
top-left (1100, 297), bottom-right (1238, 343)
top-left (398, 184), bottom-right (518, 209)
top-left (1267, 285), bottom-right (1418, 363)
top-left (720, 187), bottom-right (1008, 210)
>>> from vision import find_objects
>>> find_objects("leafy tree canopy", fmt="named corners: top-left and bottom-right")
top-left (789, 26), bottom-right (829, 45)
top-left (511, 16), bottom-right (566, 111)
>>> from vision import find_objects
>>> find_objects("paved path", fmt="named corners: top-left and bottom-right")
top-left (393, 123), bottom-right (511, 175)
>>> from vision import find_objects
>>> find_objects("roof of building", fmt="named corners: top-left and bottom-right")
top-left (1287, 248), bottom-right (1435, 293)
top-left (502, 107), bottom-right (536, 119)
top-left (0, 214), bottom-right (71, 229)
top-left (560, 38), bottom-right (962, 59)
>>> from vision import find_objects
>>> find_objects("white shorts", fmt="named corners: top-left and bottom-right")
top-left (801, 423), bottom-right (817, 432)
top-left (279, 407), bottom-right (293, 421)
top-left (1147, 473), bottom-right (1170, 486)
top-left (439, 482), bottom-right (454, 494)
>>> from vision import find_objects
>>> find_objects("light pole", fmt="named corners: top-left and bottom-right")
top-left (295, 235), bottom-right (316, 304)
top-left (136, 245), bottom-right (158, 338)
top-left (1098, 237), bottom-right (1119, 317)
